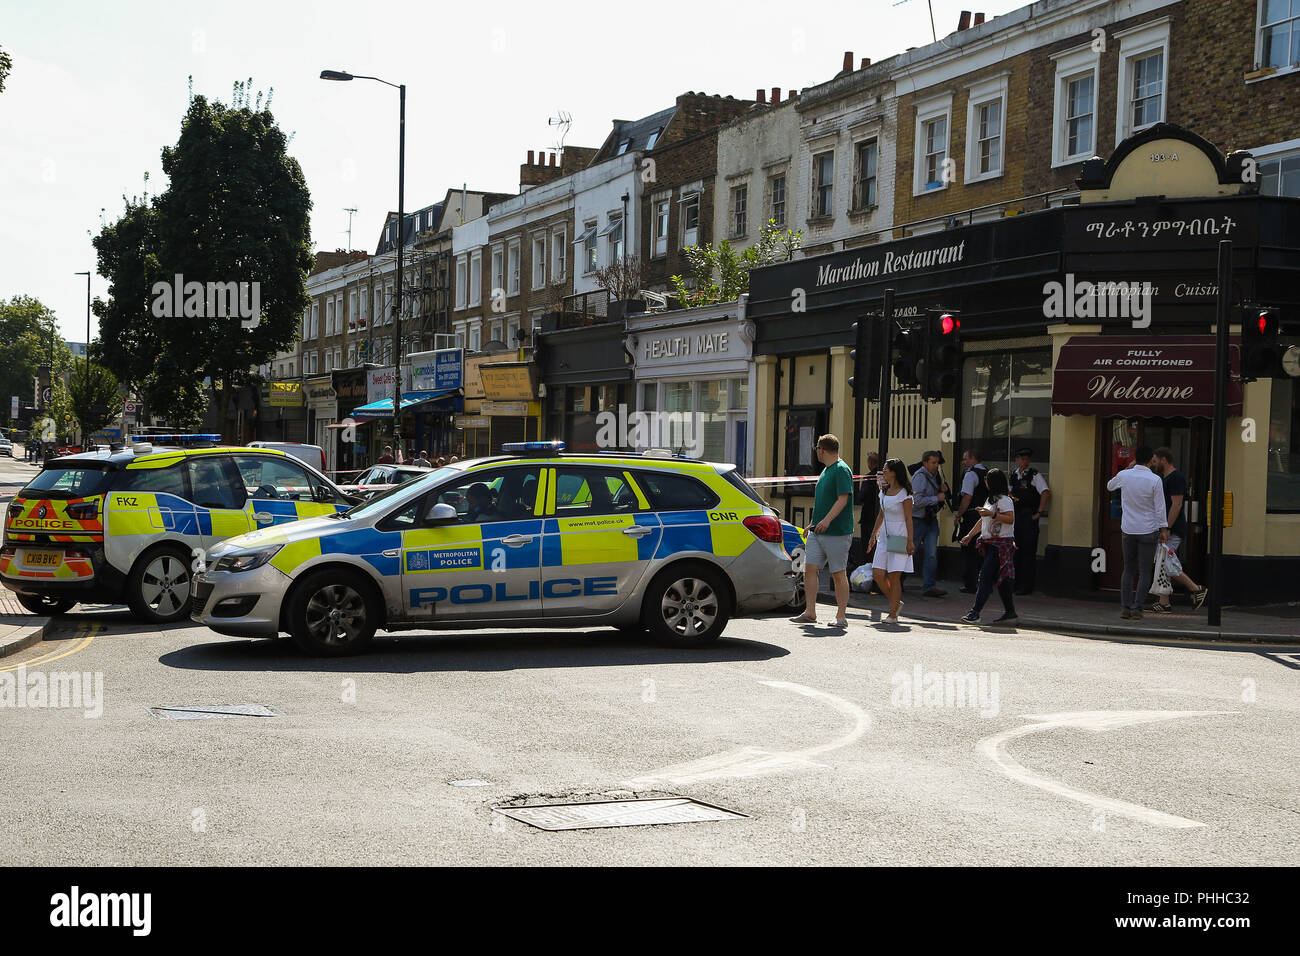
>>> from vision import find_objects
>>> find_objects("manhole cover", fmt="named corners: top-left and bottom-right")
top-left (493, 797), bottom-right (748, 831)
top-left (148, 704), bottom-right (282, 720)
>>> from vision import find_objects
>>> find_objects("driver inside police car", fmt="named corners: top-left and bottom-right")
top-left (465, 483), bottom-right (498, 523)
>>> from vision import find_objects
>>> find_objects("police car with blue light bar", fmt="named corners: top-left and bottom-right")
top-left (192, 441), bottom-right (807, 654)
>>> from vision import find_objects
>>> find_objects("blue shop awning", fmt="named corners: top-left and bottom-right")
top-left (350, 389), bottom-right (460, 419)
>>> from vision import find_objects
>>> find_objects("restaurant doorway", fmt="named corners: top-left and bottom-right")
top-left (1097, 417), bottom-right (1210, 590)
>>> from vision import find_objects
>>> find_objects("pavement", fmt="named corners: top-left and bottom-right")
top-left (0, 593), bottom-right (49, 659)
top-left (817, 579), bottom-right (1300, 644)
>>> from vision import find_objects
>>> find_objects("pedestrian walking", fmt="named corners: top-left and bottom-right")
top-left (954, 448), bottom-right (989, 594)
top-left (959, 468), bottom-right (1019, 625)
top-left (867, 458), bottom-right (915, 624)
top-left (376, 445), bottom-right (395, 465)
top-left (1149, 446), bottom-right (1208, 613)
top-left (413, 450), bottom-right (432, 467)
top-left (855, 451), bottom-right (882, 591)
top-left (909, 451), bottom-right (948, 597)
top-left (1009, 447), bottom-right (1050, 594)
top-left (790, 434), bottom-right (854, 628)
top-left (1106, 445), bottom-right (1169, 620)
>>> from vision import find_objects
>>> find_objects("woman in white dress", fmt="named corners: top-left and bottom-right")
top-left (867, 458), bottom-right (915, 623)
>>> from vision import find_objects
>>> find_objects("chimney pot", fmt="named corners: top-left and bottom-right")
top-left (973, 11), bottom-right (985, 25)
top-left (756, 88), bottom-right (766, 104)
top-left (527, 150), bottom-right (535, 165)
top-left (771, 87), bottom-right (781, 104)
top-left (861, 57), bottom-right (871, 68)
top-left (550, 152), bottom-right (557, 166)
top-left (842, 51), bottom-right (854, 72)
top-left (958, 10), bottom-right (971, 30)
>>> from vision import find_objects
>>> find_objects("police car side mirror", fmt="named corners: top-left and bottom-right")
top-left (424, 502), bottom-right (459, 524)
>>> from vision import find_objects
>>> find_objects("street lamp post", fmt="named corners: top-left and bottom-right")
top-left (75, 270), bottom-right (90, 444)
top-left (321, 69), bottom-right (406, 454)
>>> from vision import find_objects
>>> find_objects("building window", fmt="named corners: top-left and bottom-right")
top-left (1114, 20), bottom-right (1170, 143)
top-left (358, 289), bottom-right (368, 328)
top-left (653, 196), bottom-right (670, 257)
top-left (1051, 45), bottom-right (1100, 167)
top-left (581, 220), bottom-right (598, 273)
top-left (506, 315), bottom-right (520, 347)
top-left (602, 215), bottom-right (624, 264)
top-left (347, 344), bottom-right (356, 368)
top-left (965, 74), bottom-right (1008, 184)
top-left (469, 323), bottom-right (481, 352)
top-left (1259, 0), bottom-right (1300, 70)
top-left (922, 117), bottom-right (947, 189)
top-left (310, 302), bottom-right (319, 338)
top-left (551, 226), bottom-right (567, 281)
top-left (301, 308), bottom-right (310, 341)
top-left (769, 174), bottom-right (786, 228)
top-left (853, 139), bottom-right (878, 209)
top-left (532, 234), bottom-right (546, 289)
top-left (1066, 74), bottom-right (1095, 158)
top-left (385, 283), bottom-right (394, 324)
top-left (679, 193), bottom-right (700, 247)
top-left (491, 245), bottom-right (504, 299)
top-left (1129, 52), bottom-right (1164, 128)
top-left (455, 258), bottom-right (467, 310)
top-left (813, 151), bottom-right (834, 216)
top-left (489, 319), bottom-right (503, 344)
top-left (469, 252), bottom-right (482, 307)
top-left (506, 240), bottom-right (520, 296)
top-left (645, 127), bottom-right (662, 149)
top-left (1260, 150), bottom-right (1300, 196)
top-left (960, 349), bottom-right (1053, 479)
top-left (731, 184), bottom-right (747, 238)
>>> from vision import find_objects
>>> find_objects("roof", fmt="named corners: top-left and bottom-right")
top-left (595, 106), bottom-right (675, 161)
top-left (375, 202), bottom-right (446, 255)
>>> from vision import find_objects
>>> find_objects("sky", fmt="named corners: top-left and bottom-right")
top-left (0, 0), bottom-right (1027, 345)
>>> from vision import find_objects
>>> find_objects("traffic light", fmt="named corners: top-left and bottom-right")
top-left (923, 310), bottom-right (962, 400)
top-left (848, 314), bottom-right (880, 400)
top-left (1241, 306), bottom-right (1280, 381)
top-left (892, 322), bottom-right (924, 387)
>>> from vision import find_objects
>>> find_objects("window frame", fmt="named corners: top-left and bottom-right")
top-left (1256, 0), bottom-right (1300, 75)
top-left (468, 252), bottom-right (482, 307)
top-left (531, 233), bottom-right (547, 290)
top-left (913, 93), bottom-right (953, 196)
top-left (1113, 19), bottom-right (1171, 146)
top-left (852, 137), bottom-right (879, 210)
top-left (551, 225), bottom-right (567, 281)
top-left (1249, 137), bottom-right (1300, 197)
top-left (1051, 44), bottom-right (1101, 168)
top-left (454, 257), bottom-right (467, 310)
top-left (965, 73), bottom-right (1009, 184)
top-left (812, 149), bottom-right (835, 217)
top-left (769, 173), bottom-right (787, 228)
top-left (679, 192), bottom-right (700, 249)
top-left (652, 193), bottom-right (671, 258)
top-left (731, 184), bottom-right (748, 238)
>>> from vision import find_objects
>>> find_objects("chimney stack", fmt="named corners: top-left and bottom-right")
top-left (771, 87), bottom-right (781, 104)
top-left (842, 51), bottom-right (853, 73)
top-left (973, 11), bottom-right (985, 25)
top-left (756, 88), bottom-right (767, 104)
top-left (958, 10), bottom-right (971, 30)
top-left (550, 152), bottom-right (557, 166)
top-left (861, 57), bottom-right (871, 69)
top-left (527, 150), bottom-right (535, 165)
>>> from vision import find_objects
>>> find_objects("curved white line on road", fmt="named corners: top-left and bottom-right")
top-left (625, 679), bottom-right (872, 788)
top-left (977, 710), bottom-right (1237, 829)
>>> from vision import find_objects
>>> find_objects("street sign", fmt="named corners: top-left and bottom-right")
top-left (9, 396), bottom-right (17, 419)
top-left (38, 418), bottom-right (56, 441)
top-left (41, 386), bottom-right (52, 405)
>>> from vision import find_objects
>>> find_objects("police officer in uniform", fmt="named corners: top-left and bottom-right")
top-left (1009, 447), bottom-right (1050, 595)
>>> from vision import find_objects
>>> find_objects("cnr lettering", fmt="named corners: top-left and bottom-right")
top-left (709, 511), bottom-right (740, 522)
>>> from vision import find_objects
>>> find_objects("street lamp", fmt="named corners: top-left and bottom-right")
top-left (321, 69), bottom-right (406, 452)
top-left (74, 270), bottom-right (90, 444)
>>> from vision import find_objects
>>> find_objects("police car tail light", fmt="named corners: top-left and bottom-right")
top-left (742, 515), bottom-right (783, 543)
top-left (66, 501), bottom-right (98, 520)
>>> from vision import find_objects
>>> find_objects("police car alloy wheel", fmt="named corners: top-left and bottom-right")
top-left (16, 593), bottom-right (77, 616)
top-left (126, 545), bottom-right (194, 624)
top-left (645, 564), bottom-right (731, 647)
top-left (287, 570), bottom-right (377, 656)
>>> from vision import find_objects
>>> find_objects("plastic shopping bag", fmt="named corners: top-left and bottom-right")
top-left (1151, 545), bottom-right (1173, 596)
top-left (849, 563), bottom-right (874, 592)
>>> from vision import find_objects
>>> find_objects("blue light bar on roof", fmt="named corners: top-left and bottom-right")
top-left (501, 441), bottom-right (566, 454)
top-left (130, 434), bottom-right (222, 443)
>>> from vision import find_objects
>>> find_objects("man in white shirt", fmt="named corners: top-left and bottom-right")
top-left (1105, 444), bottom-right (1169, 620)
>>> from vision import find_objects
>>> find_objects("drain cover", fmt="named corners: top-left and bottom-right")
top-left (494, 797), bottom-right (748, 831)
top-left (148, 704), bottom-right (282, 720)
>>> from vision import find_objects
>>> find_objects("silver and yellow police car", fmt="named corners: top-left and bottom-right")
top-left (193, 441), bottom-right (806, 655)
top-left (1, 435), bottom-right (356, 622)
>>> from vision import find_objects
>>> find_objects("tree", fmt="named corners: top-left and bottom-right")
top-left (0, 296), bottom-right (74, 410)
top-left (93, 81), bottom-right (312, 432)
top-left (669, 220), bottom-right (804, 308)
top-left (69, 362), bottom-right (122, 441)
top-left (0, 45), bottom-right (12, 94)
top-left (594, 255), bottom-right (649, 301)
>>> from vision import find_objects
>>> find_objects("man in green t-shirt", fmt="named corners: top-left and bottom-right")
top-left (792, 434), bottom-right (854, 628)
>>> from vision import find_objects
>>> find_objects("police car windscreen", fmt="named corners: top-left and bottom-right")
top-left (23, 464), bottom-right (116, 499)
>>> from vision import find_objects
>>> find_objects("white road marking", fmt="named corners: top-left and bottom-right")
top-left (625, 679), bottom-right (872, 787)
top-left (977, 710), bottom-right (1236, 829)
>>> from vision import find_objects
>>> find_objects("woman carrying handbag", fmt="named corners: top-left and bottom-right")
top-left (867, 458), bottom-right (915, 624)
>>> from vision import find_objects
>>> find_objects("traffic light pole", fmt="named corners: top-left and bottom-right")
top-left (878, 288), bottom-right (895, 463)
top-left (1207, 240), bottom-right (1231, 628)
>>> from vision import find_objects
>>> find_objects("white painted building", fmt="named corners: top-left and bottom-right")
top-left (571, 151), bottom-right (642, 295)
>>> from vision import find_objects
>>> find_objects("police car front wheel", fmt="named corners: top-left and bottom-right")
top-left (287, 570), bottom-right (378, 656)
top-left (644, 565), bottom-right (731, 647)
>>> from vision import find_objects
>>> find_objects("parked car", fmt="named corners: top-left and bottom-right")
top-left (338, 464), bottom-right (437, 500)
top-left (0, 437), bottom-right (12, 457)
top-left (247, 442), bottom-right (326, 474)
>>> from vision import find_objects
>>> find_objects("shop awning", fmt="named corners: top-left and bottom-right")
top-left (1052, 336), bottom-right (1242, 419)
top-left (350, 389), bottom-right (460, 419)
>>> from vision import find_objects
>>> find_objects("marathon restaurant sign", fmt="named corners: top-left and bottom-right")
top-left (1052, 336), bottom-right (1242, 418)
top-left (812, 240), bottom-right (969, 288)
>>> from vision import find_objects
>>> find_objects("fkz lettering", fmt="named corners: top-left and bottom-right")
top-left (410, 576), bottom-right (618, 607)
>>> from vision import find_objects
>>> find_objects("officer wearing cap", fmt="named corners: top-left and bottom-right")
top-left (1009, 447), bottom-right (1050, 595)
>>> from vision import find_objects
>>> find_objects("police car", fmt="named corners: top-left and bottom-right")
top-left (1, 436), bottom-right (357, 622)
top-left (193, 441), bottom-right (806, 655)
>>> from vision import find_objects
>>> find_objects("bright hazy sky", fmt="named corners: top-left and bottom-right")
top-left (1, 0), bottom-right (1025, 345)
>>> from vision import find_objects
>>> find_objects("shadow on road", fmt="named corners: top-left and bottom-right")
top-left (158, 629), bottom-right (791, 674)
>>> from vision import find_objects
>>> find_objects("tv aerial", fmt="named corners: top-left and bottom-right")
top-left (548, 111), bottom-right (572, 154)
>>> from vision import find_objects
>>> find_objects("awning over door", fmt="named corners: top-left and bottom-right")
top-left (1052, 335), bottom-right (1242, 418)
top-left (349, 389), bottom-right (462, 419)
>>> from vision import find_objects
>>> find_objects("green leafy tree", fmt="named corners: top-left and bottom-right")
top-left (46, 379), bottom-right (76, 444)
top-left (69, 362), bottom-right (122, 441)
top-left (0, 296), bottom-right (74, 410)
top-left (669, 220), bottom-right (804, 309)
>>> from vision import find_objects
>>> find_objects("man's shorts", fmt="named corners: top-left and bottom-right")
top-left (804, 532), bottom-right (852, 574)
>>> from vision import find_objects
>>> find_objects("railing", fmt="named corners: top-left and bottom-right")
top-left (556, 289), bottom-right (611, 329)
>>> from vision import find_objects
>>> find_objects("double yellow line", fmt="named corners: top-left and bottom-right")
top-left (0, 622), bottom-right (101, 672)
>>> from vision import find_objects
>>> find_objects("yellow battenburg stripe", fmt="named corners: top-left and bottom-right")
top-left (209, 511), bottom-right (251, 538)
top-left (623, 471), bottom-right (650, 510)
top-left (533, 469), bottom-right (548, 515)
top-left (106, 492), bottom-right (159, 536)
top-left (294, 503), bottom-right (337, 519)
top-left (709, 508), bottom-right (765, 557)
top-left (270, 537), bottom-right (322, 574)
top-left (545, 468), bottom-right (557, 514)
top-left (402, 525), bottom-right (484, 549)
top-left (558, 513), bottom-right (638, 565)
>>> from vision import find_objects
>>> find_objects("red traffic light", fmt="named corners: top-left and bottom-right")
top-left (1258, 311), bottom-right (1271, 334)
top-left (939, 313), bottom-right (959, 335)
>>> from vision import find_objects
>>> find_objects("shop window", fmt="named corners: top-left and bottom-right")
top-left (1268, 364), bottom-right (1300, 512)
top-left (959, 349), bottom-right (1053, 479)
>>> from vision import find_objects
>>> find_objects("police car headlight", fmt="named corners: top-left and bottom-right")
top-left (212, 545), bottom-right (282, 573)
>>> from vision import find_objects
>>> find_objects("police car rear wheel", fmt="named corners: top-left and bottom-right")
top-left (288, 571), bottom-right (376, 656)
top-left (127, 546), bottom-right (194, 624)
top-left (645, 566), bottom-right (731, 647)
top-left (16, 593), bottom-right (77, 616)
